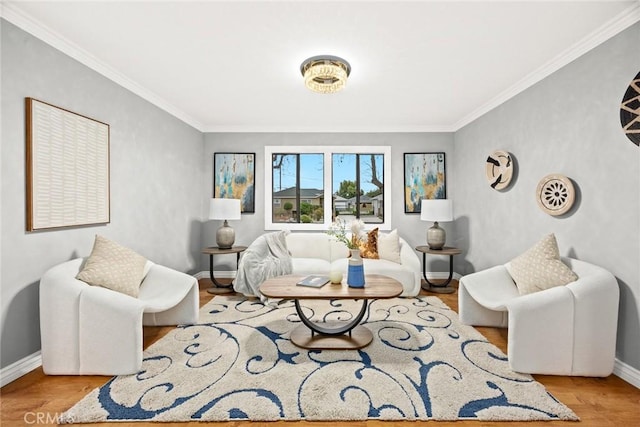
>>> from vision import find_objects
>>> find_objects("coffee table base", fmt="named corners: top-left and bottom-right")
top-left (290, 324), bottom-right (373, 350)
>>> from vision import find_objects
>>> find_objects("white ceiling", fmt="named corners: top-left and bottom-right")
top-left (3, 1), bottom-right (639, 132)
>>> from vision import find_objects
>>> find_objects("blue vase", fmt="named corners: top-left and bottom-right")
top-left (347, 249), bottom-right (365, 288)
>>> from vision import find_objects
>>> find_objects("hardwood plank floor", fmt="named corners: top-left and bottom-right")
top-left (2, 278), bottom-right (639, 426)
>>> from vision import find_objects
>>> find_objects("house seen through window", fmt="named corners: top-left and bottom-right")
top-left (267, 146), bottom-right (390, 230)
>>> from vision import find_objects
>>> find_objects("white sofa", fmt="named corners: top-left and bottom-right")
top-left (285, 232), bottom-right (421, 297)
top-left (40, 258), bottom-right (199, 375)
top-left (458, 257), bottom-right (619, 377)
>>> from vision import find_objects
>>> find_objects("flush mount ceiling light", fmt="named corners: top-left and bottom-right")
top-left (300, 55), bottom-right (351, 94)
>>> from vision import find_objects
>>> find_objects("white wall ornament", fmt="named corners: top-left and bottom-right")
top-left (536, 174), bottom-right (575, 216)
top-left (485, 150), bottom-right (514, 190)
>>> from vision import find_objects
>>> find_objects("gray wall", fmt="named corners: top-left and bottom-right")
top-left (202, 133), bottom-right (455, 273)
top-left (0, 20), bottom-right (205, 368)
top-left (452, 23), bottom-right (640, 371)
top-left (3, 15), bottom-right (638, 377)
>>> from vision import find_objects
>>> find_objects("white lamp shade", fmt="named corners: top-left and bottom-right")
top-left (420, 199), bottom-right (453, 222)
top-left (209, 198), bottom-right (241, 220)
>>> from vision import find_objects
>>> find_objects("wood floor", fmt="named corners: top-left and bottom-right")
top-left (2, 278), bottom-right (639, 426)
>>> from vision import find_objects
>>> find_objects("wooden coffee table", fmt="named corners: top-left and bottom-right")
top-left (260, 274), bottom-right (403, 350)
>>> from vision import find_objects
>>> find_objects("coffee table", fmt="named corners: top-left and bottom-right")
top-left (259, 274), bottom-right (403, 350)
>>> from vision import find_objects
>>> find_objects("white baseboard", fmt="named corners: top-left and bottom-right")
top-left (195, 270), bottom-right (236, 280)
top-left (613, 358), bottom-right (640, 389)
top-left (0, 351), bottom-right (42, 388)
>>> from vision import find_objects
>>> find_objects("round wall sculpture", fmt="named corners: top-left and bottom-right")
top-left (536, 174), bottom-right (575, 216)
top-left (485, 150), bottom-right (514, 190)
top-left (620, 71), bottom-right (640, 147)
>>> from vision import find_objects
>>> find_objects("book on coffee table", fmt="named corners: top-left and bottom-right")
top-left (296, 275), bottom-right (330, 288)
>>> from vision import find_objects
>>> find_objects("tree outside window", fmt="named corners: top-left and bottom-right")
top-left (265, 146), bottom-right (391, 231)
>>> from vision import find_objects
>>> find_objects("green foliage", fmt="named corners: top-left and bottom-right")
top-left (300, 214), bottom-right (312, 223)
top-left (313, 207), bottom-right (323, 221)
top-left (366, 188), bottom-right (382, 197)
top-left (283, 202), bottom-right (293, 211)
top-left (300, 202), bottom-right (313, 216)
top-left (337, 180), bottom-right (360, 199)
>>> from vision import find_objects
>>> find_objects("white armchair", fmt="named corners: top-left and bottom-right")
top-left (40, 258), bottom-right (199, 375)
top-left (458, 257), bottom-right (619, 377)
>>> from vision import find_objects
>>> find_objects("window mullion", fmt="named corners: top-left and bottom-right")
top-left (295, 153), bottom-right (301, 223)
top-left (355, 153), bottom-right (361, 219)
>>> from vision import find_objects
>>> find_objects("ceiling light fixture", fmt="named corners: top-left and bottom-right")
top-left (300, 55), bottom-right (351, 94)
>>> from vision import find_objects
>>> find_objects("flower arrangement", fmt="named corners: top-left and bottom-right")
top-left (326, 218), bottom-right (366, 249)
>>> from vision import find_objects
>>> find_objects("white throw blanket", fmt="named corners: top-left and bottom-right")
top-left (233, 230), bottom-right (292, 302)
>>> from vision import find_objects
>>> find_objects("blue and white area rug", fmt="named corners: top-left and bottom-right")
top-left (60, 295), bottom-right (578, 423)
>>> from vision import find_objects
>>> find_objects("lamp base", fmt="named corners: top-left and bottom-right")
top-left (216, 220), bottom-right (235, 249)
top-left (427, 221), bottom-right (446, 250)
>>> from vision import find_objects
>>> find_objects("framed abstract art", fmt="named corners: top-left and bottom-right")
top-left (403, 152), bottom-right (446, 213)
top-left (213, 152), bottom-right (255, 213)
top-left (26, 98), bottom-right (110, 231)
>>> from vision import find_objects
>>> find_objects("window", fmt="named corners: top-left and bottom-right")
top-left (265, 146), bottom-right (391, 231)
top-left (332, 153), bottom-right (384, 224)
top-left (271, 153), bottom-right (324, 224)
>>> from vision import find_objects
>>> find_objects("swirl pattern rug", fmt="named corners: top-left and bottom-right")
top-left (60, 295), bottom-right (577, 423)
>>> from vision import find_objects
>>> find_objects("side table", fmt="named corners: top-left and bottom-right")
top-left (415, 246), bottom-right (461, 294)
top-left (202, 246), bottom-right (247, 294)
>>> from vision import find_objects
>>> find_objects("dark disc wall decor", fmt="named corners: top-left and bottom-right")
top-left (485, 150), bottom-right (513, 190)
top-left (620, 71), bottom-right (640, 147)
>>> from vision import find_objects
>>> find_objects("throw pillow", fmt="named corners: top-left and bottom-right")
top-left (509, 233), bottom-right (578, 295)
top-left (377, 229), bottom-right (401, 263)
top-left (76, 235), bottom-right (147, 298)
top-left (359, 228), bottom-right (379, 259)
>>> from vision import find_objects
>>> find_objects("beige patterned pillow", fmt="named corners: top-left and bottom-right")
top-left (509, 233), bottom-right (578, 295)
top-left (76, 235), bottom-right (147, 298)
top-left (377, 229), bottom-right (401, 264)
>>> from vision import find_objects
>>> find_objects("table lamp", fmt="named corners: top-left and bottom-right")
top-left (420, 199), bottom-right (453, 250)
top-left (209, 198), bottom-right (241, 249)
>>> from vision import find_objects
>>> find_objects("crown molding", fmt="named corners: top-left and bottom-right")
top-left (453, 1), bottom-right (640, 131)
top-left (0, 3), bottom-right (204, 132)
top-left (202, 124), bottom-right (455, 133)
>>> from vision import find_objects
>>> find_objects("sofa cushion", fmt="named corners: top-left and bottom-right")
top-left (291, 258), bottom-right (332, 275)
top-left (359, 228), bottom-right (379, 259)
top-left (377, 229), bottom-right (401, 263)
top-left (286, 233), bottom-right (332, 262)
top-left (509, 233), bottom-right (578, 295)
top-left (76, 235), bottom-right (147, 298)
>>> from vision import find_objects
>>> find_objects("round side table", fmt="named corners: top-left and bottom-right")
top-left (415, 246), bottom-right (461, 294)
top-left (202, 246), bottom-right (247, 294)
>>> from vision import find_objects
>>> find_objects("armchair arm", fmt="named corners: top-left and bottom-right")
top-left (40, 259), bottom-right (86, 374)
top-left (398, 238), bottom-right (421, 273)
top-left (78, 285), bottom-right (145, 375)
top-left (565, 269), bottom-right (619, 376)
top-left (505, 286), bottom-right (575, 374)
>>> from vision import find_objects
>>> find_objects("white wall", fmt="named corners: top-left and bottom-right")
top-left (0, 20), bottom-right (205, 369)
top-left (452, 23), bottom-right (640, 372)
